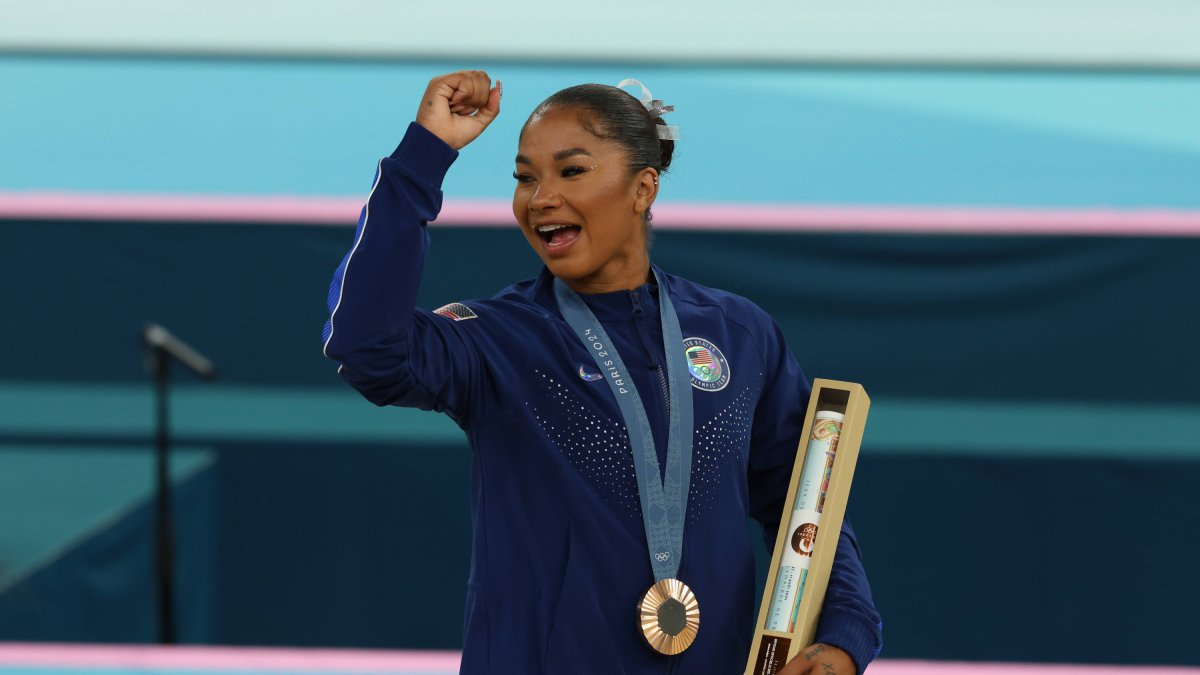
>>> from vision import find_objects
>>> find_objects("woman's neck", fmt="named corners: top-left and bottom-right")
top-left (564, 255), bottom-right (652, 295)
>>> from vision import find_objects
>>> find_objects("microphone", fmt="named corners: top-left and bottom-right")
top-left (142, 323), bottom-right (217, 379)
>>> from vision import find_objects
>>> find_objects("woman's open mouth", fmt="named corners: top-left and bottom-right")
top-left (535, 223), bottom-right (582, 254)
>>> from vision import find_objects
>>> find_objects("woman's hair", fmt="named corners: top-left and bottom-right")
top-left (523, 84), bottom-right (676, 230)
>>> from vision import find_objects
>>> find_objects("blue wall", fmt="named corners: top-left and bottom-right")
top-left (3, 57), bottom-right (1199, 207)
top-left (2, 221), bottom-right (1199, 664)
top-left (3, 54), bottom-right (1199, 666)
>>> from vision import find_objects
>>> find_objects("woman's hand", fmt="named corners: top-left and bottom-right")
top-left (778, 643), bottom-right (857, 675)
top-left (414, 70), bottom-right (501, 150)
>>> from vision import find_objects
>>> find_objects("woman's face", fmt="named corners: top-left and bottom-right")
top-left (513, 107), bottom-right (657, 293)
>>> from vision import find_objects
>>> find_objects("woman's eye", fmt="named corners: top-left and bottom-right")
top-left (513, 172), bottom-right (534, 183)
top-left (561, 165), bottom-right (586, 178)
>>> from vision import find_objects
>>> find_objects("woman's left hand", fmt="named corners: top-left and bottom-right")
top-left (778, 643), bottom-right (857, 675)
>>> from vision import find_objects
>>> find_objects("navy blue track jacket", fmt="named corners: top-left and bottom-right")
top-left (323, 123), bottom-right (882, 674)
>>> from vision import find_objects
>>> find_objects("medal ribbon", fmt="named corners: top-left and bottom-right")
top-left (554, 268), bottom-right (694, 582)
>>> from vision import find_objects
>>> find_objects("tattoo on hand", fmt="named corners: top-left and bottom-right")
top-left (822, 664), bottom-right (837, 675)
top-left (804, 645), bottom-right (826, 660)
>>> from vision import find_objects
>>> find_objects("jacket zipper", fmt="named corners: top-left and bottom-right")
top-left (632, 290), bottom-right (671, 412)
top-left (656, 361), bottom-right (670, 410)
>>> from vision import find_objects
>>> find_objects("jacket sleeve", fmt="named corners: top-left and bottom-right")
top-left (322, 122), bottom-right (487, 428)
top-left (747, 319), bottom-right (883, 673)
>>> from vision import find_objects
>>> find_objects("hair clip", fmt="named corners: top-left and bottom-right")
top-left (617, 78), bottom-right (680, 141)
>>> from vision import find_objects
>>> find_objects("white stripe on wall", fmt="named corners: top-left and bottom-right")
top-left (2, 0), bottom-right (1199, 68)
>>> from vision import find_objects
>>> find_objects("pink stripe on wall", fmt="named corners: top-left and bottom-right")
top-left (2, 645), bottom-right (1199, 675)
top-left (649, 203), bottom-right (1200, 237)
top-left (0, 192), bottom-right (366, 225)
top-left (874, 661), bottom-right (1200, 675)
top-left (3, 192), bottom-right (1200, 237)
top-left (0, 643), bottom-right (461, 672)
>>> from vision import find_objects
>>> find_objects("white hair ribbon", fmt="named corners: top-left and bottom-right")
top-left (616, 78), bottom-right (680, 141)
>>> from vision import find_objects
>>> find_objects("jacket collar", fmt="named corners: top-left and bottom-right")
top-left (532, 263), bottom-right (665, 322)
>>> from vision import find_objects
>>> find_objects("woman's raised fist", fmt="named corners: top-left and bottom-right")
top-left (414, 70), bottom-right (501, 150)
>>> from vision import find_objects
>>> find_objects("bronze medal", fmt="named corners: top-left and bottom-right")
top-left (638, 578), bottom-right (700, 655)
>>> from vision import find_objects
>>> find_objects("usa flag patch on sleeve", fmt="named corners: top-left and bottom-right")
top-left (433, 302), bottom-right (478, 321)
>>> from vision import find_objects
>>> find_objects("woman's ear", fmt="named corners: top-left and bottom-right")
top-left (633, 168), bottom-right (659, 216)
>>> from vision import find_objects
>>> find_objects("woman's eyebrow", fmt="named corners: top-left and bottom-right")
top-left (553, 147), bottom-right (593, 161)
top-left (514, 148), bottom-right (594, 165)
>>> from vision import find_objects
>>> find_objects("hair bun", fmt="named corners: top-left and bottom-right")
top-left (656, 120), bottom-right (675, 172)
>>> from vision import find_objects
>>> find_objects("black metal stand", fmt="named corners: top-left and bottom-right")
top-left (143, 323), bottom-right (216, 645)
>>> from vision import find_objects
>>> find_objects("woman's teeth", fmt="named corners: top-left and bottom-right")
top-left (537, 224), bottom-right (580, 243)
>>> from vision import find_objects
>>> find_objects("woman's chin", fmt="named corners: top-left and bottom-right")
top-left (544, 257), bottom-right (583, 281)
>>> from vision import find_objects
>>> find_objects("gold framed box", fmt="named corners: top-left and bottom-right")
top-left (745, 379), bottom-right (870, 675)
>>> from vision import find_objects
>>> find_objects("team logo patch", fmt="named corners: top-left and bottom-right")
top-left (683, 337), bottom-right (730, 391)
top-left (578, 365), bottom-right (603, 382)
top-left (433, 302), bottom-right (478, 321)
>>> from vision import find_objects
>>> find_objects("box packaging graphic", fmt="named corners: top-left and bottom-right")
top-left (745, 379), bottom-right (869, 675)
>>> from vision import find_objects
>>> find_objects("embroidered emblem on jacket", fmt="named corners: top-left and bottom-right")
top-left (433, 302), bottom-right (478, 321)
top-left (683, 337), bottom-right (731, 391)
top-left (579, 365), bottom-right (603, 382)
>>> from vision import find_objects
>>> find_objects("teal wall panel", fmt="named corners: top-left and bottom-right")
top-left (0, 456), bottom-right (218, 643)
top-left (4, 439), bottom-right (1197, 665)
top-left (3, 57), bottom-right (1198, 208)
top-left (3, 221), bottom-right (1196, 404)
top-left (1, 219), bottom-right (1198, 664)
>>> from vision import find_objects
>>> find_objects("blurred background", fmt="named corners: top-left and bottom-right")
top-left (2, 0), bottom-right (1199, 671)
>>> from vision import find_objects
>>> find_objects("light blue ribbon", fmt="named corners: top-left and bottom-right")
top-left (554, 268), bottom-right (694, 581)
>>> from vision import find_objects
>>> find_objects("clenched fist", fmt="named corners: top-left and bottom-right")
top-left (414, 70), bottom-right (501, 150)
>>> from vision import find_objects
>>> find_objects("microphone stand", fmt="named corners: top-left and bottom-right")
top-left (142, 323), bottom-right (216, 645)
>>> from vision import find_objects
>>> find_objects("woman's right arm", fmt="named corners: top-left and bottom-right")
top-left (321, 71), bottom-right (501, 422)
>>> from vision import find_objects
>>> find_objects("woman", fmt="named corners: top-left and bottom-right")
top-left (323, 70), bottom-right (881, 674)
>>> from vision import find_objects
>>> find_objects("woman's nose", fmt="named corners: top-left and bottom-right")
top-left (529, 182), bottom-right (562, 210)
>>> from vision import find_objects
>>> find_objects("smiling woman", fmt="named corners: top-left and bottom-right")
top-left (321, 70), bottom-right (881, 675)
top-left (513, 107), bottom-right (656, 292)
